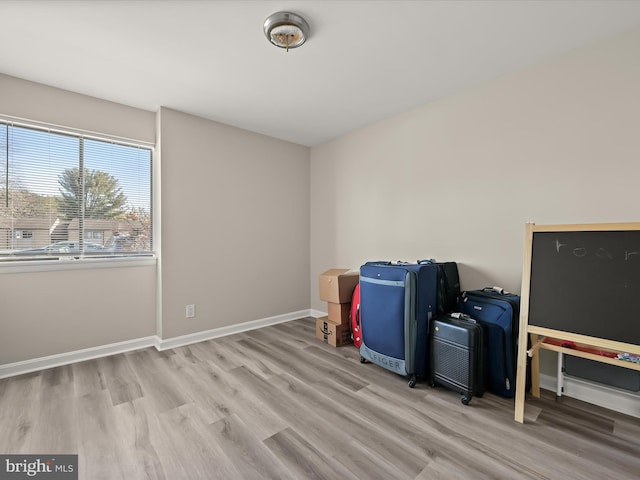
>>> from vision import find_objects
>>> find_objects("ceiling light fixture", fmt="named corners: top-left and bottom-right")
top-left (263, 11), bottom-right (310, 52)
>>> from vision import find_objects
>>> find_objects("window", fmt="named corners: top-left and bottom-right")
top-left (0, 118), bottom-right (153, 262)
top-left (85, 230), bottom-right (104, 241)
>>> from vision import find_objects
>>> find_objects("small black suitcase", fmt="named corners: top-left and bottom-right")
top-left (429, 313), bottom-right (486, 405)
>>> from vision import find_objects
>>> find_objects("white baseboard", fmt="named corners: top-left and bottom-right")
top-left (310, 308), bottom-right (327, 318)
top-left (540, 373), bottom-right (640, 418)
top-left (0, 336), bottom-right (158, 379)
top-left (0, 310), bottom-right (314, 379)
top-left (156, 309), bottom-right (313, 350)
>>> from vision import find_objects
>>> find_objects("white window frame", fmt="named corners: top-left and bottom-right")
top-left (0, 115), bottom-right (156, 273)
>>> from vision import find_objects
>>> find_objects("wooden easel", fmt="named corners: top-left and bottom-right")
top-left (514, 222), bottom-right (640, 423)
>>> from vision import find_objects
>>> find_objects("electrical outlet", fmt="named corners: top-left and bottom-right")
top-left (186, 304), bottom-right (195, 318)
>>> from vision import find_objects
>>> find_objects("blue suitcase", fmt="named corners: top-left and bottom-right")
top-left (359, 261), bottom-right (438, 387)
top-left (457, 287), bottom-right (520, 398)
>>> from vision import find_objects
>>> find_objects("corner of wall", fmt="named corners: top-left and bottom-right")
top-left (155, 108), bottom-right (163, 340)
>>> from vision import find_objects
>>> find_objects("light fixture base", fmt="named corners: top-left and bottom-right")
top-left (264, 11), bottom-right (310, 51)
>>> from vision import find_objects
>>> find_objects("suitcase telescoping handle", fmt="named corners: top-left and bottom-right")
top-left (482, 286), bottom-right (510, 295)
top-left (417, 259), bottom-right (436, 265)
top-left (449, 312), bottom-right (476, 323)
top-left (365, 260), bottom-right (419, 266)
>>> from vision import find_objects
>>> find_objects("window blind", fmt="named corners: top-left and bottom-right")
top-left (0, 119), bottom-right (153, 261)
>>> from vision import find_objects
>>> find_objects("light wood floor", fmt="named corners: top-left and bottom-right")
top-left (1, 317), bottom-right (639, 479)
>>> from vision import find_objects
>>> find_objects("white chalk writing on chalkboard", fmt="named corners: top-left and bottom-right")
top-left (555, 239), bottom-right (638, 260)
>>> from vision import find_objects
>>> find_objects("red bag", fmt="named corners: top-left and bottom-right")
top-left (350, 283), bottom-right (362, 348)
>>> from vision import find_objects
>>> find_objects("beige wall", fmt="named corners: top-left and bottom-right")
top-left (0, 266), bottom-right (156, 364)
top-left (0, 73), bottom-right (155, 143)
top-left (0, 77), bottom-right (311, 365)
top-left (310, 28), bottom-right (640, 374)
top-left (0, 73), bottom-right (158, 364)
top-left (158, 108), bottom-right (310, 339)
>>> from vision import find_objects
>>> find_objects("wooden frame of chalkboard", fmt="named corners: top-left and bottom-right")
top-left (514, 222), bottom-right (640, 423)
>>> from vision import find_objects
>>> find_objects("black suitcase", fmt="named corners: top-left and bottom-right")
top-left (418, 260), bottom-right (460, 314)
top-left (429, 313), bottom-right (486, 405)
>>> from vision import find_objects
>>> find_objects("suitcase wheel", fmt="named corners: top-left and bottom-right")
top-left (461, 395), bottom-right (471, 405)
top-left (359, 356), bottom-right (368, 364)
top-left (408, 374), bottom-right (417, 388)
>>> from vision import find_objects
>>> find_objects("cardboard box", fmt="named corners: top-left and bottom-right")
top-left (315, 316), bottom-right (352, 347)
top-left (327, 302), bottom-right (351, 325)
top-left (319, 269), bottom-right (359, 303)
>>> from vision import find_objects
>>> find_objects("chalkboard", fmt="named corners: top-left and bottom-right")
top-left (528, 229), bottom-right (640, 345)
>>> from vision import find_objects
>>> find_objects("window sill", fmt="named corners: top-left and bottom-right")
top-left (0, 255), bottom-right (157, 274)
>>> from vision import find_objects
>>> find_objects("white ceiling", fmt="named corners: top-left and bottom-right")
top-left (2, 1), bottom-right (640, 147)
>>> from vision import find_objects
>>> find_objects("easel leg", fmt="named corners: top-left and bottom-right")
top-left (531, 333), bottom-right (540, 398)
top-left (514, 330), bottom-right (530, 423)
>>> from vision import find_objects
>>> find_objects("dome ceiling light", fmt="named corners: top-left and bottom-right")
top-left (263, 11), bottom-right (310, 52)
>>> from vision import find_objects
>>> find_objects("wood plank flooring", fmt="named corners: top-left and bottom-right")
top-left (1, 317), bottom-right (639, 479)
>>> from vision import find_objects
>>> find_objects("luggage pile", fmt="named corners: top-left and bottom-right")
top-left (351, 260), bottom-right (522, 405)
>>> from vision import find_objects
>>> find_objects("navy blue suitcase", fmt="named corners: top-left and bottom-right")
top-left (457, 287), bottom-right (520, 398)
top-left (359, 261), bottom-right (438, 387)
